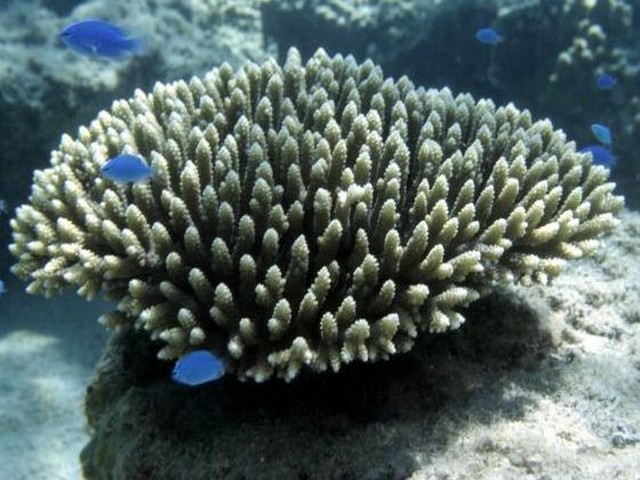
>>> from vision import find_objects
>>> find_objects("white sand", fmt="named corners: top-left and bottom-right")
top-left (0, 292), bottom-right (107, 480)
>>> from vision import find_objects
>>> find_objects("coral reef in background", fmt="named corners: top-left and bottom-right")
top-left (261, 0), bottom-right (500, 78)
top-left (260, 0), bottom-right (500, 92)
top-left (261, 0), bottom-right (451, 65)
top-left (492, 0), bottom-right (633, 105)
top-left (10, 48), bottom-right (622, 381)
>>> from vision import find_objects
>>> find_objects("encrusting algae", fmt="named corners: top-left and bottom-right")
top-left (9, 48), bottom-right (623, 382)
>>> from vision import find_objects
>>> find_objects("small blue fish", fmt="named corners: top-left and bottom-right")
top-left (475, 28), bottom-right (503, 45)
top-left (596, 73), bottom-right (616, 90)
top-left (0, 199), bottom-right (6, 215)
top-left (172, 350), bottom-right (225, 386)
top-left (0, 280), bottom-right (6, 297)
top-left (591, 123), bottom-right (612, 146)
top-left (101, 154), bottom-right (153, 183)
top-left (60, 19), bottom-right (143, 59)
top-left (579, 145), bottom-right (616, 168)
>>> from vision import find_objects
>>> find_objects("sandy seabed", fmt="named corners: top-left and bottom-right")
top-left (0, 293), bottom-right (107, 480)
top-left (2, 210), bottom-right (640, 480)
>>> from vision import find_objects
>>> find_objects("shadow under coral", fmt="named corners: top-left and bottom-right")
top-left (81, 288), bottom-right (561, 480)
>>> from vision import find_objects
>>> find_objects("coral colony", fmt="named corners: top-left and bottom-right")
top-left (10, 49), bottom-right (622, 382)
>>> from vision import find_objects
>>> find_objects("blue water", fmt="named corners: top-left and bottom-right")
top-left (1, 0), bottom-right (639, 478)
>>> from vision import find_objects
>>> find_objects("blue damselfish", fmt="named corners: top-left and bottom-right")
top-left (101, 154), bottom-right (153, 183)
top-left (60, 19), bottom-right (143, 59)
top-left (172, 350), bottom-right (226, 387)
top-left (596, 73), bottom-right (616, 90)
top-left (579, 145), bottom-right (616, 168)
top-left (591, 123), bottom-right (612, 146)
top-left (475, 28), bottom-right (503, 45)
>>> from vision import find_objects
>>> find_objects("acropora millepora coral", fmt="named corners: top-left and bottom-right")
top-left (10, 48), bottom-right (623, 381)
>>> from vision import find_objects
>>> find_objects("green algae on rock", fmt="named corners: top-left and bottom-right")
top-left (9, 48), bottom-right (623, 381)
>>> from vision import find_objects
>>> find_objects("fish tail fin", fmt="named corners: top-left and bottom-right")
top-left (127, 36), bottom-right (145, 56)
top-left (150, 166), bottom-right (162, 182)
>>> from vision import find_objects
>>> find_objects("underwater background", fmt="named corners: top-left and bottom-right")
top-left (1, 0), bottom-right (639, 479)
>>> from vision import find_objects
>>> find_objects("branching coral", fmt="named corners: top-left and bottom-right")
top-left (261, 0), bottom-right (436, 64)
top-left (9, 48), bottom-right (623, 381)
top-left (494, 0), bottom-right (634, 106)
